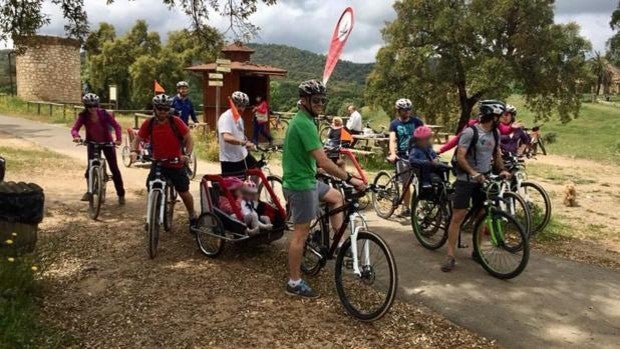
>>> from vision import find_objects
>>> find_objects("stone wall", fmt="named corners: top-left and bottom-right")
top-left (15, 35), bottom-right (81, 103)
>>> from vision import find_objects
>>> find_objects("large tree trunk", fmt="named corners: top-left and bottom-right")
top-left (455, 82), bottom-right (479, 133)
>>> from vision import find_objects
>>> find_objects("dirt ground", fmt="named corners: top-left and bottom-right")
top-left (525, 155), bottom-right (620, 270)
top-left (1, 133), bottom-right (497, 347)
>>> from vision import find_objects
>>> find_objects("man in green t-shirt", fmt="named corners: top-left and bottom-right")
top-left (282, 80), bottom-right (365, 298)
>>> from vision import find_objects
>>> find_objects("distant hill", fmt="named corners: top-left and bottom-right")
top-left (247, 43), bottom-right (374, 86)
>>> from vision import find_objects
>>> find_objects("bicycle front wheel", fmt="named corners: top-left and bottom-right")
top-left (411, 194), bottom-right (449, 250)
top-left (147, 190), bottom-right (162, 259)
top-left (163, 185), bottom-right (176, 232)
top-left (520, 181), bottom-right (551, 236)
top-left (473, 209), bottom-right (529, 279)
top-left (371, 171), bottom-right (398, 219)
top-left (121, 145), bottom-right (132, 167)
top-left (88, 168), bottom-right (104, 220)
top-left (335, 231), bottom-right (398, 321)
top-left (501, 192), bottom-right (532, 238)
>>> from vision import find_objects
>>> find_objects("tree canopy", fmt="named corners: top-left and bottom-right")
top-left (84, 21), bottom-right (221, 108)
top-left (607, 3), bottom-right (620, 66)
top-left (0, 0), bottom-right (276, 48)
top-left (366, 0), bottom-right (592, 131)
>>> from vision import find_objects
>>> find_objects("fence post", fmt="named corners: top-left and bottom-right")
top-left (27, 102), bottom-right (30, 112)
top-left (37, 103), bottom-right (41, 115)
top-left (63, 104), bottom-right (66, 119)
top-left (49, 104), bottom-right (53, 116)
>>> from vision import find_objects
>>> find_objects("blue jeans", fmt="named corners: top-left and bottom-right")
top-left (252, 118), bottom-right (273, 144)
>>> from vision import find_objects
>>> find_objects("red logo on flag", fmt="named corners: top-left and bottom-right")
top-left (323, 7), bottom-right (355, 85)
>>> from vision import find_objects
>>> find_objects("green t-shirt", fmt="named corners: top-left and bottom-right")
top-left (282, 110), bottom-right (323, 190)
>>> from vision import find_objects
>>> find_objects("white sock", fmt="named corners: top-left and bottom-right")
top-left (288, 278), bottom-right (301, 287)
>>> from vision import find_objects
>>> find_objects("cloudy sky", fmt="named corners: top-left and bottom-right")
top-left (5, 0), bottom-right (619, 63)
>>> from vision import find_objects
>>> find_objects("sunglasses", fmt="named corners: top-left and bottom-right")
top-left (398, 108), bottom-right (412, 112)
top-left (156, 107), bottom-right (170, 112)
top-left (310, 96), bottom-right (328, 105)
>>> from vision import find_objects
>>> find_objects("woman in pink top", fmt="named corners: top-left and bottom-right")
top-left (71, 93), bottom-right (126, 204)
top-left (251, 95), bottom-right (273, 145)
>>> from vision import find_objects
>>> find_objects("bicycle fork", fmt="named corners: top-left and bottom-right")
top-left (348, 212), bottom-right (369, 277)
top-left (146, 179), bottom-right (167, 226)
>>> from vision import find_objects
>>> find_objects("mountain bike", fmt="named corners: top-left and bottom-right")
top-left (302, 175), bottom-right (398, 321)
top-left (371, 156), bottom-right (417, 219)
top-left (144, 158), bottom-right (179, 259)
top-left (76, 140), bottom-right (114, 220)
top-left (504, 153), bottom-right (552, 236)
top-left (525, 126), bottom-right (547, 156)
top-left (411, 173), bottom-right (529, 279)
top-left (268, 112), bottom-right (289, 132)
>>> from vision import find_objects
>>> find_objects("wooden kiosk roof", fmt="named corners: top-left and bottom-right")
top-left (186, 43), bottom-right (287, 76)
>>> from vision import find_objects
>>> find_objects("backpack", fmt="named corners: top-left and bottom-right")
top-left (147, 116), bottom-right (185, 153)
top-left (451, 125), bottom-right (499, 177)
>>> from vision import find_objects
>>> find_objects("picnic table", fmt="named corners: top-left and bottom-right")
top-left (426, 124), bottom-right (449, 144)
top-left (352, 134), bottom-right (390, 156)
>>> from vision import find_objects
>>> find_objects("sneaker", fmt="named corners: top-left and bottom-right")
top-left (285, 280), bottom-right (319, 299)
top-left (118, 196), bottom-right (126, 205)
top-left (189, 217), bottom-right (198, 230)
top-left (81, 192), bottom-right (92, 202)
top-left (441, 256), bottom-right (456, 272)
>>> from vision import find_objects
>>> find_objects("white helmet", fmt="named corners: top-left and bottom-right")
top-left (82, 93), bottom-right (100, 107)
top-left (395, 98), bottom-right (412, 110)
top-left (152, 94), bottom-right (172, 109)
top-left (231, 91), bottom-right (249, 107)
top-left (176, 81), bottom-right (189, 88)
top-left (505, 104), bottom-right (517, 116)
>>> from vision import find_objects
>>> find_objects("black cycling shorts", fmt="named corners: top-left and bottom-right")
top-left (452, 180), bottom-right (485, 210)
top-left (220, 154), bottom-right (259, 176)
top-left (147, 166), bottom-right (190, 193)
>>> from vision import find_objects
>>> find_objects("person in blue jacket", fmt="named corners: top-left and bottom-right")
top-left (171, 81), bottom-right (198, 125)
top-left (408, 125), bottom-right (445, 193)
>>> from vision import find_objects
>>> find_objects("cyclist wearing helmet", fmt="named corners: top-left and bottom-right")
top-left (217, 91), bottom-right (259, 175)
top-left (170, 81), bottom-right (198, 125)
top-left (71, 93), bottom-right (126, 205)
top-left (499, 105), bottom-right (530, 155)
top-left (388, 98), bottom-right (424, 217)
top-left (442, 100), bottom-right (511, 273)
top-left (282, 79), bottom-right (365, 298)
top-left (130, 94), bottom-right (198, 228)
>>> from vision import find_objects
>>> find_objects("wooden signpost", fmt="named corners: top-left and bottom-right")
top-left (211, 59), bottom-right (231, 119)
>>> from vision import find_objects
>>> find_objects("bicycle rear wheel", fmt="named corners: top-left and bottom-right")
top-left (121, 145), bottom-right (132, 167)
top-left (147, 191), bottom-right (162, 259)
top-left (473, 209), bottom-right (529, 279)
top-left (195, 212), bottom-right (225, 257)
top-left (319, 125), bottom-right (330, 141)
top-left (371, 171), bottom-right (398, 219)
top-left (301, 216), bottom-right (328, 276)
top-left (335, 231), bottom-right (398, 321)
top-left (88, 168), bottom-right (103, 220)
top-left (163, 185), bottom-right (176, 232)
top-left (520, 181), bottom-right (551, 236)
top-left (411, 194), bottom-right (449, 250)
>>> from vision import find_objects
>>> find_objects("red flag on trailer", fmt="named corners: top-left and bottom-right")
top-left (323, 7), bottom-right (355, 85)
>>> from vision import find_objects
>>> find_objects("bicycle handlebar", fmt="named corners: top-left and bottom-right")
top-left (75, 140), bottom-right (116, 147)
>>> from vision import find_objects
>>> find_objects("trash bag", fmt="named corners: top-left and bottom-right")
top-left (0, 182), bottom-right (45, 224)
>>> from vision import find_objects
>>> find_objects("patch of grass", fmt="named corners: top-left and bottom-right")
top-left (507, 95), bottom-right (620, 165)
top-left (0, 238), bottom-right (69, 348)
top-left (0, 145), bottom-right (73, 173)
top-left (526, 162), bottom-right (597, 185)
top-left (194, 131), bottom-right (219, 162)
top-left (535, 217), bottom-right (573, 242)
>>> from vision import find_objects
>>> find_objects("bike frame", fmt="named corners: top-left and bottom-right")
top-left (145, 164), bottom-right (170, 227)
top-left (391, 159), bottom-right (419, 207)
top-left (85, 143), bottom-right (110, 194)
top-left (310, 190), bottom-right (369, 277)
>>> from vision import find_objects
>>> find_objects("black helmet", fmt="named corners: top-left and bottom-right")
top-left (298, 79), bottom-right (326, 97)
top-left (479, 100), bottom-right (506, 117)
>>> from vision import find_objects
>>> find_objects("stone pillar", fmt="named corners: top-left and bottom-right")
top-left (15, 35), bottom-right (81, 103)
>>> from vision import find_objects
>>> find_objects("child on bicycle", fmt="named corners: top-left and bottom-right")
top-left (408, 126), bottom-right (447, 197)
top-left (71, 93), bottom-right (126, 205)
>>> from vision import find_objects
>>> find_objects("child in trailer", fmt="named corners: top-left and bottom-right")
top-left (219, 177), bottom-right (243, 216)
top-left (240, 180), bottom-right (273, 235)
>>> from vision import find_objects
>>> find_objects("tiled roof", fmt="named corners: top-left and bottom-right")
top-left (186, 61), bottom-right (287, 76)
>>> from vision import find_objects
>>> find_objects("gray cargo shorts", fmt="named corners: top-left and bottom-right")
top-left (283, 181), bottom-right (331, 224)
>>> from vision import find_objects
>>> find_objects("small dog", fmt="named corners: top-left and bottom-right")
top-left (563, 182), bottom-right (577, 207)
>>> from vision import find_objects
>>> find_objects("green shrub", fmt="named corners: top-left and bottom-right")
top-left (194, 131), bottom-right (219, 162)
top-left (542, 132), bottom-right (557, 144)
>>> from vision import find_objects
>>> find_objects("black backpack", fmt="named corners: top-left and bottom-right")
top-left (147, 116), bottom-right (185, 153)
top-left (451, 125), bottom-right (499, 176)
